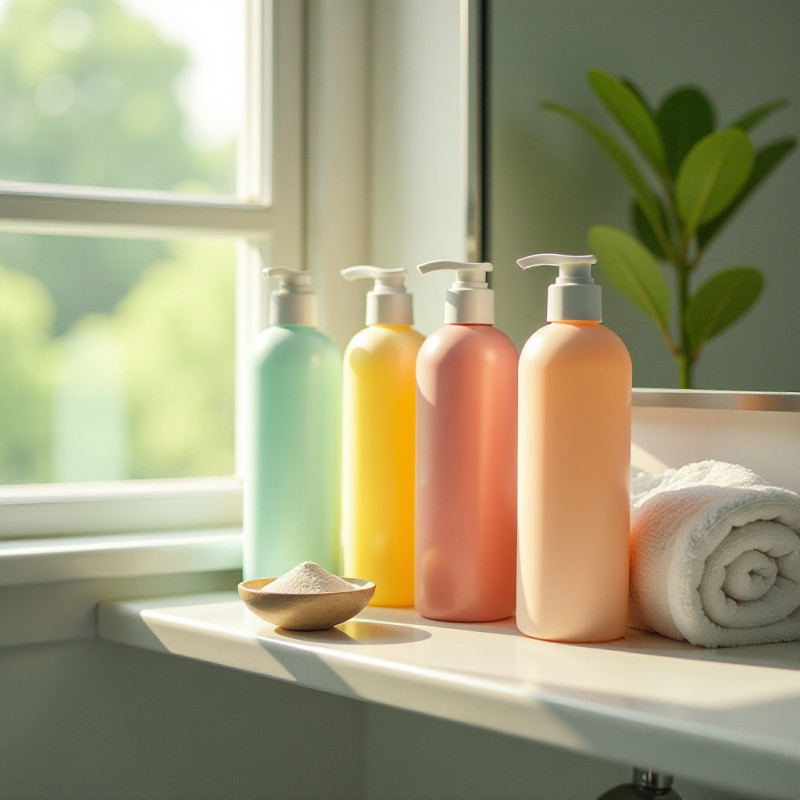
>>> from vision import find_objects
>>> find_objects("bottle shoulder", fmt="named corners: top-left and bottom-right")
top-left (523, 322), bottom-right (627, 352)
top-left (421, 324), bottom-right (517, 357)
top-left (521, 322), bottom-right (630, 361)
top-left (251, 325), bottom-right (340, 363)
top-left (344, 325), bottom-right (424, 373)
top-left (418, 325), bottom-right (518, 379)
top-left (346, 324), bottom-right (425, 353)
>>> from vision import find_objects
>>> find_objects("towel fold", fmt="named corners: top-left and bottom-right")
top-left (630, 460), bottom-right (800, 647)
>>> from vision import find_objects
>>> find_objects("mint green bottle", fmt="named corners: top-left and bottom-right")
top-left (243, 268), bottom-right (342, 580)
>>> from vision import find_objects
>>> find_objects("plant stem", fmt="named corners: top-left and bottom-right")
top-left (678, 353), bottom-right (693, 390)
top-left (676, 259), bottom-right (693, 389)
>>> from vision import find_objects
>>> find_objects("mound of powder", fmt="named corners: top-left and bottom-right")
top-left (263, 561), bottom-right (355, 594)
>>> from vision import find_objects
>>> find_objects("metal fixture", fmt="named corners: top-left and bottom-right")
top-left (596, 768), bottom-right (681, 799)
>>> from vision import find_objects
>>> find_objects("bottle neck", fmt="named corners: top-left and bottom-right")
top-left (444, 286), bottom-right (494, 324)
top-left (270, 292), bottom-right (317, 326)
top-left (546, 282), bottom-right (601, 322)
top-left (366, 292), bottom-right (412, 326)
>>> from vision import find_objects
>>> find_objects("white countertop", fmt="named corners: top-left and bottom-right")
top-left (97, 593), bottom-right (800, 800)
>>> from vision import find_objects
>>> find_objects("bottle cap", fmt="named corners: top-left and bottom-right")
top-left (417, 260), bottom-right (494, 324)
top-left (264, 268), bottom-right (317, 327)
top-left (340, 266), bottom-right (413, 325)
top-left (516, 253), bottom-right (602, 322)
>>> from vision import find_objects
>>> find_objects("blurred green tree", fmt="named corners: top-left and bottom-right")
top-left (0, 264), bottom-right (57, 483)
top-left (0, 0), bottom-right (236, 484)
top-left (0, 0), bottom-right (234, 333)
top-left (115, 240), bottom-right (235, 480)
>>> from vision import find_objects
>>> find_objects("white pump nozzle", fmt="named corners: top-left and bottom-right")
top-left (516, 253), bottom-right (602, 322)
top-left (417, 260), bottom-right (495, 324)
top-left (264, 267), bottom-right (317, 327)
top-left (340, 266), bottom-right (413, 325)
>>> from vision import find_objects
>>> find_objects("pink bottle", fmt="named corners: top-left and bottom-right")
top-left (415, 260), bottom-right (518, 622)
top-left (516, 253), bottom-right (631, 642)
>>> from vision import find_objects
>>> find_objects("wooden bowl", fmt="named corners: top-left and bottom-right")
top-left (238, 577), bottom-right (376, 631)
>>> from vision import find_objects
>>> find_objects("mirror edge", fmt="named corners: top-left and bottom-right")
top-left (632, 389), bottom-right (800, 412)
top-left (464, 0), bottom-right (484, 264)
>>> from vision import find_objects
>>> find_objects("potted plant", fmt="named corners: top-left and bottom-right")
top-left (545, 70), bottom-right (796, 389)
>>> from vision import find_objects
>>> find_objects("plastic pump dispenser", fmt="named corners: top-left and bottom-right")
top-left (515, 253), bottom-right (631, 643)
top-left (243, 268), bottom-right (341, 581)
top-left (266, 267), bottom-right (318, 326)
top-left (517, 252), bottom-right (602, 322)
top-left (417, 260), bottom-right (495, 324)
top-left (341, 266), bottom-right (412, 325)
top-left (415, 260), bottom-right (517, 622)
top-left (339, 266), bottom-right (424, 607)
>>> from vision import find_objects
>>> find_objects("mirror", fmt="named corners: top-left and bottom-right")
top-left (475, 1), bottom-right (800, 401)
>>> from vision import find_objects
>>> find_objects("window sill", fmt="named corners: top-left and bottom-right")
top-left (0, 530), bottom-right (241, 648)
top-left (0, 528), bottom-right (242, 588)
top-left (97, 594), bottom-right (800, 800)
top-left (0, 477), bottom-right (242, 540)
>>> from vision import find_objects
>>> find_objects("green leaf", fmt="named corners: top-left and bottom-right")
top-left (631, 199), bottom-right (668, 260)
top-left (589, 225), bottom-right (671, 338)
top-left (588, 69), bottom-right (666, 174)
top-left (656, 86), bottom-right (715, 178)
top-left (622, 78), bottom-right (656, 117)
top-left (543, 101), bottom-right (668, 248)
top-left (698, 138), bottom-right (797, 249)
top-left (730, 99), bottom-right (789, 133)
top-left (685, 267), bottom-right (764, 353)
top-left (676, 129), bottom-right (755, 235)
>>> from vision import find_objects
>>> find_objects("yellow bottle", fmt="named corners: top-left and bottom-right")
top-left (340, 266), bottom-right (425, 606)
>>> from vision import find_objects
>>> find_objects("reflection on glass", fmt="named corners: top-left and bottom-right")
top-left (0, 0), bottom-right (244, 195)
top-left (0, 234), bottom-right (236, 484)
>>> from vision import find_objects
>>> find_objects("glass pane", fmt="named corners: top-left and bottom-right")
top-left (0, 0), bottom-right (245, 196)
top-left (0, 233), bottom-right (235, 484)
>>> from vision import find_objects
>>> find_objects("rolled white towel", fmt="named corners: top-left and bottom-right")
top-left (630, 460), bottom-right (800, 647)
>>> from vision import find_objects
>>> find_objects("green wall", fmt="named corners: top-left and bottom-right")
top-left (487, 0), bottom-right (800, 391)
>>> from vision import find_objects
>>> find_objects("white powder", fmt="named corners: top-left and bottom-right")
top-left (263, 561), bottom-right (356, 594)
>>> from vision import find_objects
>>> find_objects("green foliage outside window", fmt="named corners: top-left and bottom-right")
top-left (0, 0), bottom-right (236, 484)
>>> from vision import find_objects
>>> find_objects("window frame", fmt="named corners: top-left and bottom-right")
top-left (0, 0), bottom-right (304, 538)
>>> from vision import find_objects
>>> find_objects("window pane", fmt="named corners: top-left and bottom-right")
top-left (0, 233), bottom-right (235, 484)
top-left (0, 0), bottom-right (244, 196)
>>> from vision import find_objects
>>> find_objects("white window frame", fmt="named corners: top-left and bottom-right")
top-left (0, 0), bottom-right (304, 540)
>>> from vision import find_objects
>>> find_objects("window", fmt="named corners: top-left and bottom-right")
top-left (0, 0), bottom-right (245, 195)
top-left (0, 0), bottom-right (304, 537)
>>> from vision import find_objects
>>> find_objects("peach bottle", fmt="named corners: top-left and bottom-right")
top-left (415, 260), bottom-right (518, 622)
top-left (516, 253), bottom-right (631, 642)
